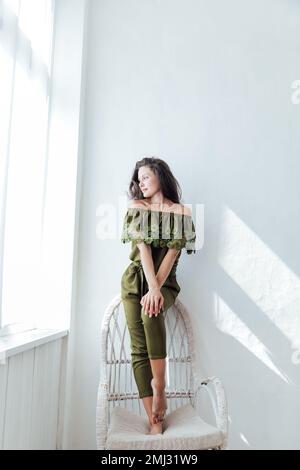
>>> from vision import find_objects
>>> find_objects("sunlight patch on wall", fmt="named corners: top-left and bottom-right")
top-left (218, 206), bottom-right (300, 349)
top-left (214, 294), bottom-right (291, 384)
top-left (240, 433), bottom-right (250, 447)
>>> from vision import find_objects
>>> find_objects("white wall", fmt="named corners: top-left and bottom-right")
top-left (67, 0), bottom-right (300, 449)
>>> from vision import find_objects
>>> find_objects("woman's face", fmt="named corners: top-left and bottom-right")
top-left (137, 166), bottom-right (160, 198)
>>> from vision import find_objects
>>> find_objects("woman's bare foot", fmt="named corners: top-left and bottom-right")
top-left (151, 378), bottom-right (167, 424)
top-left (149, 421), bottom-right (163, 435)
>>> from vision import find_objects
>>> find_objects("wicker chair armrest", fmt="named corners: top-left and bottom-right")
top-left (193, 376), bottom-right (228, 449)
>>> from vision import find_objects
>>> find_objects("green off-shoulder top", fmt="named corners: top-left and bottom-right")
top-left (121, 206), bottom-right (196, 299)
top-left (121, 206), bottom-right (196, 255)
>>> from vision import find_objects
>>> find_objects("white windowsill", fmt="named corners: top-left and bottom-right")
top-left (0, 328), bottom-right (69, 363)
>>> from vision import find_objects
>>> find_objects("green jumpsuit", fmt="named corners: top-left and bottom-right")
top-left (121, 207), bottom-right (196, 398)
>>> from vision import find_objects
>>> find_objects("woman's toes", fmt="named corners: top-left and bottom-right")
top-left (149, 422), bottom-right (163, 435)
top-left (152, 413), bottom-right (161, 425)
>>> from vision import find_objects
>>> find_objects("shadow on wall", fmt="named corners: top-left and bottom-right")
top-left (202, 203), bottom-right (300, 450)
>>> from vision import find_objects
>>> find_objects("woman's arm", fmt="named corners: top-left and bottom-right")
top-left (137, 242), bottom-right (165, 317)
top-left (136, 242), bottom-right (160, 289)
top-left (138, 244), bottom-right (179, 289)
top-left (155, 248), bottom-right (180, 289)
top-left (139, 245), bottom-right (180, 317)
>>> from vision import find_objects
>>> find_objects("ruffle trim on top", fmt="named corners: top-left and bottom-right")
top-left (121, 207), bottom-right (196, 254)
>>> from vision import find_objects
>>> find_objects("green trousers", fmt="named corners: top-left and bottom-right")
top-left (121, 261), bottom-right (180, 398)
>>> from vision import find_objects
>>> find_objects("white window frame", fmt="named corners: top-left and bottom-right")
top-left (0, 0), bottom-right (87, 337)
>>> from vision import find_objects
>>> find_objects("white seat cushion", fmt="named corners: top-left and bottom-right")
top-left (106, 404), bottom-right (223, 450)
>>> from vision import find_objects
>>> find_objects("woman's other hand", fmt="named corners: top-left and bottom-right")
top-left (141, 287), bottom-right (164, 317)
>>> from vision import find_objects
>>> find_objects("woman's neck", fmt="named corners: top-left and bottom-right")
top-left (146, 194), bottom-right (172, 209)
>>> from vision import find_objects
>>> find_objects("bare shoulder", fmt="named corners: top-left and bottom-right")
top-left (128, 199), bottom-right (192, 216)
top-left (128, 199), bottom-right (148, 210)
top-left (175, 203), bottom-right (192, 217)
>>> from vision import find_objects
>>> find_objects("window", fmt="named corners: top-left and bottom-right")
top-left (0, 0), bottom-right (55, 331)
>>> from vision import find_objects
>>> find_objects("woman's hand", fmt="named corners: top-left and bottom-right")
top-left (141, 287), bottom-right (164, 318)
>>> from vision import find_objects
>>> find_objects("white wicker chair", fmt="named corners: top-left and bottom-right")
top-left (96, 294), bottom-right (228, 450)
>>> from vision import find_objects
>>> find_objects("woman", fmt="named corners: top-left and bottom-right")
top-left (121, 157), bottom-right (196, 435)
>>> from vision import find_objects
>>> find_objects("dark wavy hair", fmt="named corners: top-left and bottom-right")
top-left (127, 157), bottom-right (182, 203)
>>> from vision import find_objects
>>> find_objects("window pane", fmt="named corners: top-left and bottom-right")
top-left (1, 0), bottom-right (54, 328)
